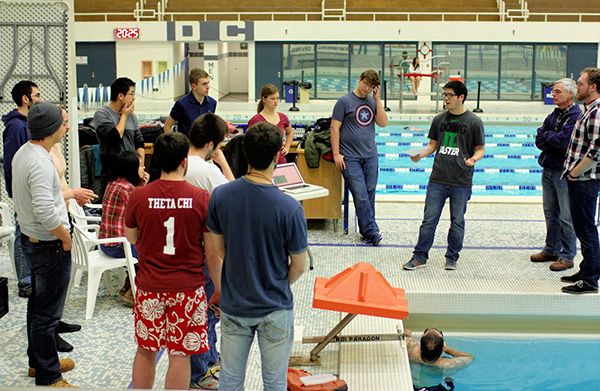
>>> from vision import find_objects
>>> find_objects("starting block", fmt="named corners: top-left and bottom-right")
top-left (290, 262), bottom-right (409, 366)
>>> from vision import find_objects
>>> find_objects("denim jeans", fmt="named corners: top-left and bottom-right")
top-left (341, 155), bottom-right (380, 239)
top-left (191, 267), bottom-right (220, 383)
top-left (541, 168), bottom-right (577, 261)
top-left (21, 234), bottom-right (71, 386)
top-left (567, 180), bottom-right (600, 289)
top-left (100, 242), bottom-right (139, 259)
top-left (219, 309), bottom-right (293, 391)
top-left (14, 217), bottom-right (32, 291)
top-left (413, 181), bottom-right (472, 262)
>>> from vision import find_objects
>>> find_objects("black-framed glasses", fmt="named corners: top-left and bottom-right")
top-left (442, 92), bottom-right (457, 99)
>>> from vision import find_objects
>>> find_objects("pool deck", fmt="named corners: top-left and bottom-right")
top-left (0, 200), bottom-right (598, 390)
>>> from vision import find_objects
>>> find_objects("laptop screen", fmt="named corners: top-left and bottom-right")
top-left (272, 163), bottom-right (303, 187)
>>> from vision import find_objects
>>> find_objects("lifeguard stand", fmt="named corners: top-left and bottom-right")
top-left (396, 55), bottom-right (450, 113)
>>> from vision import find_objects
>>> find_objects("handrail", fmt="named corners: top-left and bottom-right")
top-left (73, 10), bottom-right (600, 23)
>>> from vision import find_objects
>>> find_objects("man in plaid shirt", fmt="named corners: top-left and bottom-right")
top-left (561, 67), bottom-right (600, 294)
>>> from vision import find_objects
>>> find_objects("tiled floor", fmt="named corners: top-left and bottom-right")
top-left (0, 201), bottom-right (598, 390)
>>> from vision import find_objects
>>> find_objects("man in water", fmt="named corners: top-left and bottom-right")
top-left (405, 328), bottom-right (474, 391)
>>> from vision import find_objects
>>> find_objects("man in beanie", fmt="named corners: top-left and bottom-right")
top-left (12, 101), bottom-right (77, 387)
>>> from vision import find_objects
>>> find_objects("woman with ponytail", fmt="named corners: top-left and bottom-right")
top-left (247, 84), bottom-right (294, 164)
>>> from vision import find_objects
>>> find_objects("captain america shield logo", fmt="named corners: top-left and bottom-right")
top-left (355, 104), bottom-right (374, 127)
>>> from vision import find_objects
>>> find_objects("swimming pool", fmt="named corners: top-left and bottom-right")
top-left (418, 334), bottom-right (600, 391)
top-left (376, 125), bottom-right (542, 197)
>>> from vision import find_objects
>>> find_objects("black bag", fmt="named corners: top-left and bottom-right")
top-left (78, 125), bottom-right (98, 146)
top-left (313, 117), bottom-right (332, 132)
top-left (139, 122), bottom-right (164, 144)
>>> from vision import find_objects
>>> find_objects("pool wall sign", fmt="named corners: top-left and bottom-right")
top-left (166, 21), bottom-right (254, 42)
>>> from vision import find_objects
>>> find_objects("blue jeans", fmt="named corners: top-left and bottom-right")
top-left (21, 234), bottom-right (72, 386)
top-left (14, 217), bottom-right (32, 291)
top-left (413, 181), bottom-right (472, 262)
top-left (100, 243), bottom-right (139, 259)
top-left (191, 268), bottom-right (219, 383)
top-left (342, 156), bottom-right (380, 239)
top-left (541, 168), bottom-right (577, 261)
top-left (219, 309), bottom-right (293, 391)
top-left (567, 180), bottom-right (600, 289)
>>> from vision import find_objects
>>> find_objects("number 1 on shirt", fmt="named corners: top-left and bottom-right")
top-left (163, 216), bottom-right (176, 255)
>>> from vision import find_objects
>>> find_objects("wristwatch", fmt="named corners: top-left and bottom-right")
top-left (568, 173), bottom-right (579, 179)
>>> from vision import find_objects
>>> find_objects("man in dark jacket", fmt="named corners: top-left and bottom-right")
top-left (2, 80), bottom-right (43, 297)
top-left (531, 78), bottom-right (581, 272)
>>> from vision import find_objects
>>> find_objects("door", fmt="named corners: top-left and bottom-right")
top-left (255, 43), bottom-right (283, 99)
top-left (567, 43), bottom-right (598, 80)
top-left (75, 42), bottom-right (116, 87)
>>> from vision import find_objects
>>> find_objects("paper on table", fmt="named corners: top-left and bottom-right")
top-left (406, 147), bottom-right (426, 157)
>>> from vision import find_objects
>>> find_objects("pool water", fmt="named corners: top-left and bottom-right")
top-left (429, 335), bottom-right (600, 391)
top-left (376, 125), bottom-right (543, 196)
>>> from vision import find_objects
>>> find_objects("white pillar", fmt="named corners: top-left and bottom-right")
top-left (203, 41), bottom-right (220, 101)
top-left (417, 41), bottom-right (433, 104)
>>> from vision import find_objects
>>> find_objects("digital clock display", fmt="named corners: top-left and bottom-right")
top-left (114, 28), bottom-right (140, 39)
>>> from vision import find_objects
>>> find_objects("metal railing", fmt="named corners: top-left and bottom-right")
top-left (73, 8), bottom-right (600, 23)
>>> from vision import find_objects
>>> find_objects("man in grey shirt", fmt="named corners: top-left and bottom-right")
top-left (12, 101), bottom-right (76, 387)
top-left (404, 81), bottom-right (485, 271)
top-left (93, 77), bottom-right (145, 188)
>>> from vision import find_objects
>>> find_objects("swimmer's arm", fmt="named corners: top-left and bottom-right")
top-left (442, 346), bottom-right (474, 371)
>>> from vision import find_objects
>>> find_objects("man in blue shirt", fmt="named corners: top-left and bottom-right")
top-left (331, 69), bottom-right (388, 246)
top-left (531, 78), bottom-right (580, 272)
top-left (164, 68), bottom-right (217, 136)
top-left (2, 80), bottom-right (43, 297)
top-left (207, 122), bottom-right (307, 391)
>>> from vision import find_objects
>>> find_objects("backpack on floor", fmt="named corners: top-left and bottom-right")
top-left (287, 368), bottom-right (348, 391)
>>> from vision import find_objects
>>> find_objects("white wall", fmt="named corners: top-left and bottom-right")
top-left (73, 20), bottom-right (600, 102)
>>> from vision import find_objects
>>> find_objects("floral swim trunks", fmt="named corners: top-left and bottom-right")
top-left (133, 286), bottom-right (209, 356)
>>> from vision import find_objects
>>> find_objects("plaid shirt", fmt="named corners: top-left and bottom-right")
top-left (563, 96), bottom-right (600, 180)
top-left (99, 177), bottom-right (135, 246)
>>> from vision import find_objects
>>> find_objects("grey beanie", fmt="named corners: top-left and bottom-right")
top-left (27, 101), bottom-right (63, 139)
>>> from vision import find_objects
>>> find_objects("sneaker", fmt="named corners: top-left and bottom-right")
top-left (29, 358), bottom-right (75, 377)
top-left (208, 366), bottom-right (220, 381)
top-left (208, 355), bottom-right (220, 372)
top-left (549, 258), bottom-right (574, 271)
top-left (560, 272), bottom-right (581, 283)
top-left (190, 369), bottom-right (219, 390)
top-left (122, 288), bottom-right (134, 306)
top-left (444, 258), bottom-right (457, 270)
top-left (403, 259), bottom-right (427, 270)
top-left (370, 233), bottom-right (383, 247)
top-left (18, 289), bottom-right (32, 298)
top-left (47, 379), bottom-right (81, 388)
top-left (362, 232), bottom-right (383, 246)
top-left (530, 251), bottom-right (558, 263)
top-left (561, 280), bottom-right (598, 295)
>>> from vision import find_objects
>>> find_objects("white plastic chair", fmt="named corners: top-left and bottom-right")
top-left (0, 202), bottom-right (16, 279)
top-left (67, 222), bottom-right (137, 319)
top-left (68, 199), bottom-right (103, 287)
top-left (68, 199), bottom-right (101, 226)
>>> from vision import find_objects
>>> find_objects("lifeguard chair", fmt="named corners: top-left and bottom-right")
top-left (394, 55), bottom-right (450, 113)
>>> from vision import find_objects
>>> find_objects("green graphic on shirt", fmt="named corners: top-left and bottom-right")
top-left (442, 132), bottom-right (457, 148)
